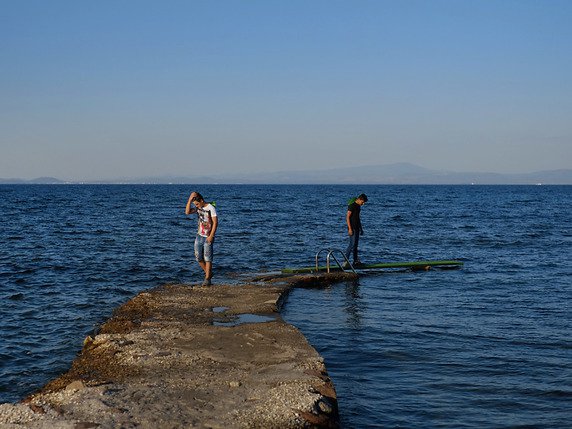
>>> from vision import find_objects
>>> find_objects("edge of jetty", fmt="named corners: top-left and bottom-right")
top-left (0, 272), bottom-right (357, 428)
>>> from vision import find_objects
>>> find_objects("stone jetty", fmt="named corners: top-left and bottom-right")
top-left (0, 273), bottom-right (356, 428)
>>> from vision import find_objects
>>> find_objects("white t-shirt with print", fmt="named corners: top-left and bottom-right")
top-left (196, 204), bottom-right (217, 237)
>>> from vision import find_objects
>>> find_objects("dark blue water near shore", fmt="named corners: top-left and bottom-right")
top-left (1, 185), bottom-right (570, 427)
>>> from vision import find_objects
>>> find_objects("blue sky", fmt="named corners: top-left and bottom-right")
top-left (2, 0), bottom-right (571, 180)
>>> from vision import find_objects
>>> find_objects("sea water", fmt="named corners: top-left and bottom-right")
top-left (1, 184), bottom-right (570, 428)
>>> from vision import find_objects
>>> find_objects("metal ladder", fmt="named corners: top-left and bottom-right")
top-left (315, 248), bottom-right (357, 274)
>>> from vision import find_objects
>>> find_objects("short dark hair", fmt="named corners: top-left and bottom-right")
top-left (191, 192), bottom-right (204, 202)
top-left (358, 193), bottom-right (368, 202)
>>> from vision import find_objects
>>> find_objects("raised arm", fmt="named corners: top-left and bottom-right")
top-left (185, 193), bottom-right (197, 215)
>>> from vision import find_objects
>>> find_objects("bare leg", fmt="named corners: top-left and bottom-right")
top-left (198, 261), bottom-right (207, 276)
top-left (197, 261), bottom-right (212, 283)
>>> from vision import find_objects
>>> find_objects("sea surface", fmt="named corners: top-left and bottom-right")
top-left (1, 184), bottom-right (570, 428)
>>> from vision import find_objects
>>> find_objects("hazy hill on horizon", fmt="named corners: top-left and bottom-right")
top-left (1, 163), bottom-right (571, 185)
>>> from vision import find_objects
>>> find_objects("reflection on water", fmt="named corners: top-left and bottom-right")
top-left (343, 281), bottom-right (363, 331)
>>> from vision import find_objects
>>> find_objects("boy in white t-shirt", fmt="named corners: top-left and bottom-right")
top-left (185, 191), bottom-right (218, 286)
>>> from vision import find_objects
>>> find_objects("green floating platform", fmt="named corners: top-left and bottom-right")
top-left (282, 260), bottom-right (464, 274)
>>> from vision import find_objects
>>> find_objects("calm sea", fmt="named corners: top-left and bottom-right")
top-left (1, 184), bottom-right (570, 428)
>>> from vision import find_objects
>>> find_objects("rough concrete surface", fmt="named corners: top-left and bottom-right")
top-left (0, 274), bottom-right (355, 428)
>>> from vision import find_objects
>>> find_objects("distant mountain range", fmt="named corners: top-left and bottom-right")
top-left (0, 176), bottom-right (67, 184)
top-left (2, 163), bottom-right (571, 185)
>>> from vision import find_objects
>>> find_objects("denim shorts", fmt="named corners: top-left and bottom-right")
top-left (194, 235), bottom-right (213, 262)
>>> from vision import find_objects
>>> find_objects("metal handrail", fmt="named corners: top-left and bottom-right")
top-left (315, 248), bottom-right (357, 274)
top-left (327, 249), bottom-right (357, 274)
top-left (315, 248), bottom-right (332, 272)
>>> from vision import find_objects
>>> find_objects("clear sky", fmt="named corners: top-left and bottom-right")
top-left (2, 0), bottom-right (571, 180)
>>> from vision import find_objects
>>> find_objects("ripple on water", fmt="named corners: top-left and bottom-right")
top-left (1, 184), bottom-right (571, 428)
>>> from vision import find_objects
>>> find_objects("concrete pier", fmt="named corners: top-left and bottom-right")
top-left (0, 273), bottom-right (356, 428)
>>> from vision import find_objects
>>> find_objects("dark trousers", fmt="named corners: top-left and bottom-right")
top-left (345, 231), bottom-right (360, 263)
